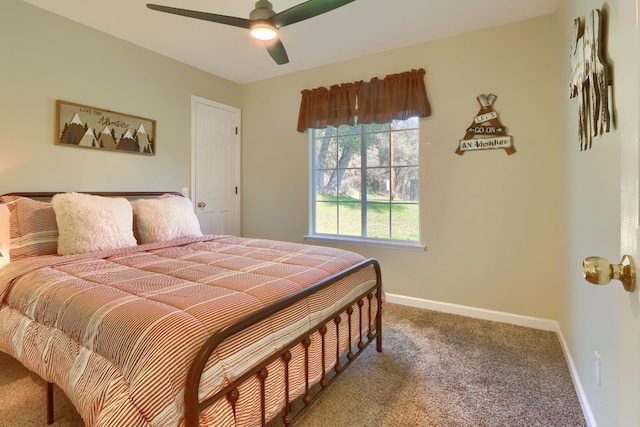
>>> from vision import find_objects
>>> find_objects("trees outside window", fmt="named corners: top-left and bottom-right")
top-left (310, 117), bottom-right (420, 242)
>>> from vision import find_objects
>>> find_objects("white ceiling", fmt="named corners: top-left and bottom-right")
top-left (22, 0), bottom-right (558, 84)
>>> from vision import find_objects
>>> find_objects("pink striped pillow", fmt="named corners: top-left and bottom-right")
top-left (0, 196), bottom-right (59, 261)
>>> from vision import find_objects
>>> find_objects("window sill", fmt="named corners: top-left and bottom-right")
top-left (303, 235), bottom-right (426, 252)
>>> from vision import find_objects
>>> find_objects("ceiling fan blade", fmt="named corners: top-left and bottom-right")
top-left (147, 4), bottom-right (251, 29)
top-left (273, 0), bottom-right (355, 28)
top-left (265, 39), bottom-right (289, 65)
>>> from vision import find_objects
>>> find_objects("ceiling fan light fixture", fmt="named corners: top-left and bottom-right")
top-left (147, 0), bottom-right (355, 65)
top-left (250, 23), bottom-right (278, 41)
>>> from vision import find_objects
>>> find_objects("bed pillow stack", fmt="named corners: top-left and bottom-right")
top-left (1, 192), bottom-right (204, 260)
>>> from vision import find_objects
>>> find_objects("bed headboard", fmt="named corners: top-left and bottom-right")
top-left (0, 191), bottom-right (184, 200)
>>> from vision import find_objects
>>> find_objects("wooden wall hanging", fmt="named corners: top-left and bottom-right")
top-left (56, 100), bottom-right (156, 155)
top-left (456, 94), bottom-right (515, 155)
top-left (569, 9), bottom-right (611, 151)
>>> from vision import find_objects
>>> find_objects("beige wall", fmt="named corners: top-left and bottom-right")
top-left (241, 15), bottom-right (564, 320)
top-left (0, 0), bottom-right (241, 194)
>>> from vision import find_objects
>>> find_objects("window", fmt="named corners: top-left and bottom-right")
top-left (309, 117), bottom-right (421, 248)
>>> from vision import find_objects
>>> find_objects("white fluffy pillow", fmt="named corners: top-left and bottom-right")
top-left (52, 193), bottom-right (137, 255)
top-left (133, 196), bottom-right (202, 244)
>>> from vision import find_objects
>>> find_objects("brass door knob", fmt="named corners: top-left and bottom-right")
top-left (197, 201), bottom-right (206, 208)
top-left (582, 255), bottom-right (636, 292)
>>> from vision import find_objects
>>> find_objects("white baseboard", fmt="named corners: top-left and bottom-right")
top-left (555, 328), bottom-right (598, 427)
top-left (385, 293), bottom-right (558, 331)
top-left (385, 293), bottom-right (596, 427)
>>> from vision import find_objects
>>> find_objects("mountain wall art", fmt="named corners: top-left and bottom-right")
top-left (56, 100), bottom-right (156, 156)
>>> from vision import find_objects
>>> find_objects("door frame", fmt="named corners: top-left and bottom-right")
top-left (618, 0), bottom-right (640, 423)
top-left (190, 95), bottom-right (241, 235)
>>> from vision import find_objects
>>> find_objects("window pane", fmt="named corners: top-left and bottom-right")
top-left (367, 167), bottom-right (389, 200)
top-left (366, 201), bottom-right (390, 239)
top-left (338, 124), bottom-right (359, 136)
top-left (315, 169), bottom-right (337, 196)
top-left (337, 135), bottom-right (361, 168)
top-left (366, 167), bottom-right (390, 239)
top-left (363, 122), bottom-right (390, 133)
top-left (338, 202), bottom-right (361, 236)
top-left (314, 135), bottom-right (338, 171)
top-left (316, 199), bottom-right (337, 234)
top-left (392, 166), bottom-right (419, 201)
top-left (366, 132), bottom-right (390, 167)
top-left (391, 201), bottom-right (420, 240)
top-left (314, 126), bottom-right (334, 138)
top-left (392, 130), bottom-right (419, 167)
top-left (337, 169), bottom-right (361, 237)
top-left (338, 169), bottom-right (361, 200)
top-left (390, 117), bottom-right (419, 130)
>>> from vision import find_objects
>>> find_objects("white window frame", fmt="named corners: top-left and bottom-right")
top-left (304, 120), bottom-right (425, 252)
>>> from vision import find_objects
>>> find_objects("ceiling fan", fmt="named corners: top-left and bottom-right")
top-left (146, 0), bottom-right (356, 65)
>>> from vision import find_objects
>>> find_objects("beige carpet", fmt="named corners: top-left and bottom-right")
top-left (0, 304), bottom-right (586, 426)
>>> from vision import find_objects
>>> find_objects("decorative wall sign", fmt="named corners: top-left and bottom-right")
top-left (56, 100), bottom-right (156, 155)
top-left (569, 9), bottom-right (611, 151)
top-left (456, 94), bottom-right (515, 156)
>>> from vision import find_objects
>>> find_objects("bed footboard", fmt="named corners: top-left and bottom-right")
top-left (185, 258), bottom-right (383, 427)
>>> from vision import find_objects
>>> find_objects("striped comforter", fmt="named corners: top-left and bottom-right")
top-left (0, 235), bottom-right (378, 426)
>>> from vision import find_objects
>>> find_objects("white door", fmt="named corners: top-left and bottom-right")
top-left (618, 0), bottom-right (640, 424)
top-left (191, 96), bottom-right (241, 236)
